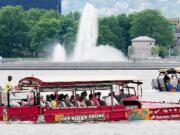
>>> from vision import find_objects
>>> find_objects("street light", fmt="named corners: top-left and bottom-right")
top-left (168, 47), bottom-right (171, 58)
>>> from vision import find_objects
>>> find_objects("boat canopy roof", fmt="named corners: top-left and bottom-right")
top-left (159, 68), bottom-right (180, 73)
top-left (18, 75), bottom-right (142, 89)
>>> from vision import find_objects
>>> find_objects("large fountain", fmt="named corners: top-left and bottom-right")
top-left (52, 3), bottom-right (127, 62)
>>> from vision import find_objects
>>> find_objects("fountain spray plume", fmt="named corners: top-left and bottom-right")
top-left (52, 43), bottom-right (66, 62)
top-left (52, 3), bottom-right (127, 62)
top-left (72, 3), bottom-right (98, 61)
top-left (72, 3), bottom-right (127, 61)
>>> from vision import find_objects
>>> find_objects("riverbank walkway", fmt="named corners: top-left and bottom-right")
top-left (0, 61), bottom-right (179, 70)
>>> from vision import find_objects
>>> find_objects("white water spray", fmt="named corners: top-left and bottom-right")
top-left (72, 3), bottom-right (98, 61)
top-left (52, 43), bottom-right (66, 62)
top-left (52, 3), bottom-right (127, 62)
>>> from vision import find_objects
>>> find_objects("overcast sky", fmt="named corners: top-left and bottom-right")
top-left (61, 0), bottom-right (180, 18)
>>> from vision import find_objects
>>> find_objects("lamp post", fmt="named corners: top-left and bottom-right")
top-left (168, 47), bottom-right (171, 58)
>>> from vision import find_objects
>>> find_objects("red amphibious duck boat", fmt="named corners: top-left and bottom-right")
top-left (1, 75), bottom-right (180, 123)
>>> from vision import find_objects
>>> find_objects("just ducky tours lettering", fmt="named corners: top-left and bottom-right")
top-left (155, 114), bottom-right (180, 119)
top-left (59, 114), bottom-right (104, 122)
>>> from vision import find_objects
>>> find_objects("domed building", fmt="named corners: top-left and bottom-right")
top-left (128, 36), bottom-right (157, 60)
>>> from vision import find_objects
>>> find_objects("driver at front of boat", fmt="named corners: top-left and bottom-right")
top-left (115, 89), bottom-right (127, 103)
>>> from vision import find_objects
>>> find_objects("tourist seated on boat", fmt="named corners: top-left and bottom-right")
top-left (170, 75), bottom-right (178, 92)
top-left (80, 91), bottom-right (92, 106)
top-left (88, 93), bottom-right (95, 106)
top-left (164, 72), bottom-right (170, 84)
top-left (95, 92), bottom-right (106, 106)
top-left (64, 94), bottom-right (74, 107)
top-left (115, 89), bottom-right (128, 103)
top-left (21, 99), bottom-right (28, 106)
top-left (40, 96), bottom-right (45, 107)
top-left (58, 94), bottom-right (66, 108)
top-left (73, 94), bottom-right (81, 107)
top-left (50, 94), bottom-right (56, 109)
top-left (70, 95), bottom-right (80, 107)
top-left (76, 94), bottom-right (80, 100)
top-left (89, 93), bottom-right (99, 106)
top-left (45, 95), bottom-right (51, 107)
top-left (28, 91), bottom-right (35, 105)
top-left (79, 96), bottom-right (87, 107)
top-left (81, 91), bottom-right (87, 99)
top-left (105, 91), bottom-right (118, 106)
top-left (166, 82), bottom-right (173, 91)
top-left (70, 95), bottom-right (75, 106)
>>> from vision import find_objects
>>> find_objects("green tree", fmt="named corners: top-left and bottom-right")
top-left (98, 15), bottom-right (126, 53)
top-left (0, 6), bottom-right (29, 57)
top-left (151, 46), bottom-right (159, 56)
top-left (158, 46), bottom-right (168, 58)
top-left (57, 12), bottom-right (80, 54)
top-left (130, 9), bottom-right (175, 57)
top-left (30, 18), bottom-right (60, 56)
top-left (173, 46), bottom-right (180, 56)
top-left (117, 14), bottom-right (131, 54)
top-left (26, 8), bottom-right (46, 27)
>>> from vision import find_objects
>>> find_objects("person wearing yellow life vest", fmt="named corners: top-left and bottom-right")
top-left (2, 76), bottom-right (13, 107)
top-left (50, 94), bottom-right (57, 109)
top-left (3, 76), bottom-right (13, 93)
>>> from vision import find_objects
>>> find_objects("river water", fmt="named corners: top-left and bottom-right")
top-left (0, 70), bottom-right (180, 135)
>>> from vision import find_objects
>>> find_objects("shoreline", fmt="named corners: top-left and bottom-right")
top-left (0, 61), bottom-right (179, 70)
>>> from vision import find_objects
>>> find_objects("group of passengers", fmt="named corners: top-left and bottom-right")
top-left (0, 76), bottom-right (129, 108)
top-left (162, 72), bottom-right (179, 91)
top-left (41, 91), bottom-right (106, 108)
top-left (40, 89), bottom-right (128, 109)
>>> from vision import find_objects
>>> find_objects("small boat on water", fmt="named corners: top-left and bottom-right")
top-left (1, 75), bottom-right (180, 123)
top-left (152, 68), bottom-right (180, 92)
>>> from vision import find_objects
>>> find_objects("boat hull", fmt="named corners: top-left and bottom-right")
top-left (1, 104), bottom-right (180, 123)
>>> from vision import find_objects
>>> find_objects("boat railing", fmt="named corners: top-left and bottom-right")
top-left (0, 90), bottom-right (36, 107)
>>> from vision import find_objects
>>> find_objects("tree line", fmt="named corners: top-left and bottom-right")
top-left (0, 6), bottom-right (175, 58)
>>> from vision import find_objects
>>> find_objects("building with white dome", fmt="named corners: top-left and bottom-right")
top-left (128, 36), bottom-right (157, 59)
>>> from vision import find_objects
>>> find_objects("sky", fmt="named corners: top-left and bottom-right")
top-left (61, 0), bottom-right (180, 18)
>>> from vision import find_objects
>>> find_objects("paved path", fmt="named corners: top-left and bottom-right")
top-left (0, 61), bottom-right (179, 70)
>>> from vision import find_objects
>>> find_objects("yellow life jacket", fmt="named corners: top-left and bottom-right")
top-left (3, 81), bottom-right (12, 93)
top-left (51, 100), bottom-right (57, 109)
